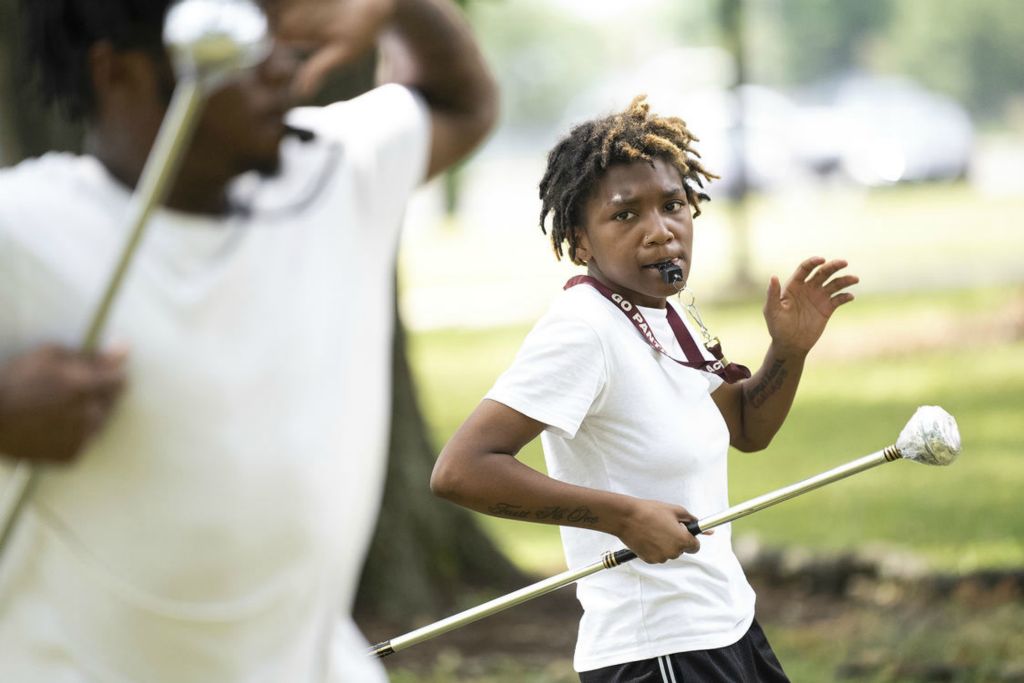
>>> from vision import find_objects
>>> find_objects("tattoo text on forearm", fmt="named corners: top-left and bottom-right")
top-left (488, 502), bottom-right (599, 525)
top-left (746, 359), bottom-right (788, 408)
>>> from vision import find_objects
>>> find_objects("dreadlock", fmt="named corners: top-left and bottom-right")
top-left (538, 95), bottom-right (718, 263)
top-left (20, 0), bottom-right (171, 121)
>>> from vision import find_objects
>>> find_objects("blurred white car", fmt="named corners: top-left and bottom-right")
top-left (561, 58), bottom-right (974, 195)
top-left (794, 75), bottom-right (974, 186)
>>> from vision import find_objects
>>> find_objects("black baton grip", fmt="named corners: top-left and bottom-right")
top-left (612, 548), bottom-right (637, 565)
top-left (612, 521), bottom-right (702, 567)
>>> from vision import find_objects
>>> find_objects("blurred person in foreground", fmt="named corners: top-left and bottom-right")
top-left (0, 0), bottom-right (496, 680)
top-left (431, 96), bottom-right (857, 682)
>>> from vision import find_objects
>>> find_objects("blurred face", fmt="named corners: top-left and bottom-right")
top-left (575, 158), bottom-right (694, 309)
top-left (188, 43), bottom-right (299, 177)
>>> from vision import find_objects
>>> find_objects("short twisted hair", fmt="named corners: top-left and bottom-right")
top-left (538, 95), bottom-right (717, 263)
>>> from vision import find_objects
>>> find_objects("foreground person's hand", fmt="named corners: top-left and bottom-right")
top-left (0, 344), bottom-right (128, 464)
top-left (272, 0), bottom-right (397, 96)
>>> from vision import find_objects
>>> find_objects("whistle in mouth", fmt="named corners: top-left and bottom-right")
top-left (656, 261), bottom-right (684, 285)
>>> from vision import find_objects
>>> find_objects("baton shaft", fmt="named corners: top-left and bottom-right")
top-left (693, 445), bottom-right (899, 534)
top-left (83, 78), bottom-right (205, 350)
top-left (371, 549), bottom-right (634, 657)
top-left (369, 444), bottom-right (903, 658)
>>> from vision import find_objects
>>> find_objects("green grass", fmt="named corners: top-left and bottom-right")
top-left (734, 341), bottom-right (1024, 571)
top-left (767, 598), bottom-right (1024, 683)
top-left (408, 285), bottom-right (1024, 575)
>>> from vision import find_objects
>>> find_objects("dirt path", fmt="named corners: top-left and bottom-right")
top-left (361, 559), bottom-right (1024, 682)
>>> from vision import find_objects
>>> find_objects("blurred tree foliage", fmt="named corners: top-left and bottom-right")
top-left (872, 0), bottom-right (1024, 123)
top-left (468, 0), bottom-right (606, 126)
top-left (471, 0), bottom-right (1023, 126)
top-left (733, 0), bottom-right (1022, 123)
top-left (744, 0), bottom-right (893, 85)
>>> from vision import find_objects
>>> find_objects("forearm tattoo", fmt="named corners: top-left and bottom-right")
top-left (746, 359), bottom-right (788, 408)
top-left (488, 503), bottom-right (599, 525)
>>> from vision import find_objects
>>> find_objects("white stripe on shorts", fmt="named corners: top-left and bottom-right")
top-left (657, 655), bottom-right (678, 683)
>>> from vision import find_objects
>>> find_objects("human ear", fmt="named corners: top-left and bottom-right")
top-left (87, 42), bottom-right (119, 112)
top-left (573, 228), bottom-right (591, 265)
top-left (88, 42), bottom-right (168, 118)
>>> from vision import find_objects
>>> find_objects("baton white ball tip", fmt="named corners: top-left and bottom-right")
top-left (164, 0), bottom-right (271, 78)
top-left (896, 405), bottom-right (961, 466)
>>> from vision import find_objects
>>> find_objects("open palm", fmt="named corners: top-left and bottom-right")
top-left (764, 257), bottom-right (859, 354)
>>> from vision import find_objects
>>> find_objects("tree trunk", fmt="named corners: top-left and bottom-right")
top-left (0, 1), bottom-right (522, 627)
top-left (312, 49), bottom-right (526, 625)
top-left (355, 306), bottom-right (525, 623)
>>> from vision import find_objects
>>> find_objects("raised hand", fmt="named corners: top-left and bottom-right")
top-left (764, 257), bottom-right (858, 355)
top-left (0, 345), bottom-right (128, 464)
top-left (270, 0), bottom-right (397, 96)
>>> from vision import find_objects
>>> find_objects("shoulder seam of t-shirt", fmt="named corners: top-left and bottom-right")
top-left (558, 305), bottom-right (611, 386)
top-left (538, 309), bottom-right (609, 437)
top-left (559, 286), bottom-right (617, 380)
top-left (547, 303), bottom-right (612, 424)
top-left (485, 307), bottom-right (609, 439)
top-left (565, 286), bottom-right (672, 398)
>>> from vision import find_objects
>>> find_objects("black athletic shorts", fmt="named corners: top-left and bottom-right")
top-left (578, 619), bottom-right (790, 683)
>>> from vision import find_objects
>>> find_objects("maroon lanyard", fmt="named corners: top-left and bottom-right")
top-left (565, 275), bottom-right (751, 384)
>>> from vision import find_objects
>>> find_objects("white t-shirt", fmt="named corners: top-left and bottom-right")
top-left (0, 84), bottom-right (430, 682)
top-left (486, 284), bottom-right (756, 672)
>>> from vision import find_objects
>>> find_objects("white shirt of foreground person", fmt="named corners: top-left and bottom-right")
top-left (0, 84), bottom-right (429, 682)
